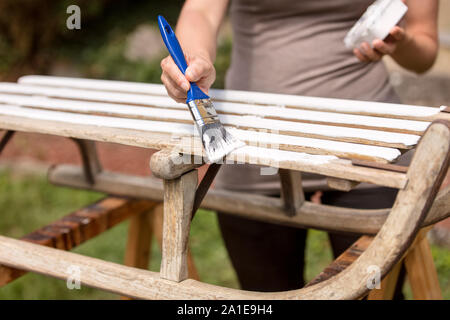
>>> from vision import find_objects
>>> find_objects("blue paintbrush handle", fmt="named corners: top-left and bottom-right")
top-left (157, 15), bottom-right (209, 102)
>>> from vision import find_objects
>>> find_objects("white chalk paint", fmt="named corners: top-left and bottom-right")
top-left (227, 145), bottom-right (339, 165)
top-left (0, 103), bottom-right (402, 162)
top-left (221, 115), bottom-right (420, 147)
top-left (0, 93), bottom-right (192, 121)
top-left (18, 76), bottom-right (441, 118)
top-left (228, 128), bottom-right (400, 161)
top-left (0, 105), bottom-right (346, 166)
top-left (0, 83), bottom-right (430, 132)
top-left (0, 93), bottom-right (420, 148)
top-left (0, 90), bottom-right (422, 149)
top-left (0, 104), bottom-right (194, 135)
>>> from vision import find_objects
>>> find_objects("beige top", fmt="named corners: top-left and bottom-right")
top-left (215, 0), bottom-right (402, 193)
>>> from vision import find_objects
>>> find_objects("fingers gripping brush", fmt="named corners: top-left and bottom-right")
top-left (158, 15), bottom-right (244, 163)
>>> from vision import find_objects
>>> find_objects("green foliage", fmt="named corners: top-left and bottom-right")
top-left (0, 0), bottom-right (183, 80)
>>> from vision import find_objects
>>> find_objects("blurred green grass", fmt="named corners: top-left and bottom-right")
top-left (0, 169), bottom-right (449, 299)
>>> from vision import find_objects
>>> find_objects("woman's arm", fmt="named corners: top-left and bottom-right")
top-left (160, 0), bottom-right (229, 102)
top-left (354, 0), bottom-right (439, 74)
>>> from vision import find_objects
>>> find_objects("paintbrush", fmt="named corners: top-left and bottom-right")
top-left (158, 15), bottom-right (244, 163)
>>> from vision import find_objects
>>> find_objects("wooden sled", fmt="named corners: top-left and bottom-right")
top-left (0, 76), bottom-right (449, 299)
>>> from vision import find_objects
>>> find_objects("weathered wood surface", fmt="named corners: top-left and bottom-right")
top-left (151, 204), bottom-right (200, 280)
top-left (47, 164), bottom-right (450, 234)
top-left (293, 121), bottom-right (450, 299)
top-left (306, 236), bottom-right (373, 288)
top-left (0, 130), bottom-right (14, 155)
top-left (0, 126), bottom-right (447, 301)
top-left (150, 148), bottom-right (202, 180)
top-left (0, 115), bottom-right (408, 188)
top-left (326, 177), bottom-right (360, 192)
top-left (72, 139), bottom-right (102, 184)
top-left (0, 197), bottom-right (155, 287)
top-left (124, 210), bottom-right (153, 271)
top-left (279, 169), bottom-right (305, 216)
top-left (160, 170), bottom-right (197, 282)
top-left (404, 230), bottom-right (443, 299)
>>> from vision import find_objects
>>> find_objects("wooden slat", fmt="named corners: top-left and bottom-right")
top-left (0, 114), bottom-right (409, 187)
top-left (0, 103), bottom-right (405, 163)
top-left (0, 95), bottom-right (421, 151)
top-left (48, 164), bottom-right (450, 232)
top-left (18, 76), bottom-right (443, 120)
top-left (0, 197), bottom-right (156, 286)
top-left (306, 236), bottom-right (373, 287)
top-left (0, 83), bottom-right (431, 134)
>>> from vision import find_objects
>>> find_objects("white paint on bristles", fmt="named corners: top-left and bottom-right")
top-left (18, 76), bottom-right (441, 118)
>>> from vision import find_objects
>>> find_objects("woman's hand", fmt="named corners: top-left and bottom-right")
top-left (160, 54), bottom-right (216, 103)
top-left (353, 26), bottom-right (408, 62)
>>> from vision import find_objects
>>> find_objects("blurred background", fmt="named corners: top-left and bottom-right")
top-left (0, 0), bottom-right (449, 299)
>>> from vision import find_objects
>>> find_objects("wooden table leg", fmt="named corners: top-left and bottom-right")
top-left (279, 169), bottom-right (304, 216)
top-left (160, 170), bottom-right (198, 282)
top-left (152, 203), bottom-right (200, 280)
top-left (124, 210), bottom-right (153, 270)
top-left (404, 230), bottom-right (442, 300)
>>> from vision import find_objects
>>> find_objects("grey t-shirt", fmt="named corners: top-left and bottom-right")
top-left (215, 0), bottom-right (402, 194)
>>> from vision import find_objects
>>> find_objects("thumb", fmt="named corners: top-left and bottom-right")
top-left (185, 58), bottom-right (210, 82)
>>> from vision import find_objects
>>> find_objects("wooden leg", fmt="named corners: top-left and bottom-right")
top-left (71, 139), bottom-right (102, 184)
top-left (151, 204), bottom-right (200, 281)
top-left (122, 208), bottom-right (154, 300)
top-left (124, 210), bottom-right (153, 270)
top-left (404, 231), bottom-right (442, 300)
top-left (160, 170), bottom-right (197, 282)
top-left (278, 169), bottom-right (304, 216)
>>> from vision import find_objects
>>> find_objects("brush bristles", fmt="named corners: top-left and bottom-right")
top-left (200, 122), bottom-right (245, 163)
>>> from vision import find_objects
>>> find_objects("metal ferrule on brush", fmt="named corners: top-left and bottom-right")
top-left (187, 99), bottom-right (220, 128)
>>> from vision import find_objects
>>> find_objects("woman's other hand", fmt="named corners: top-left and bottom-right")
top-left (353, 26), bottom-right (408, 62)
top-left (160, 53), bottom-right (216, 103)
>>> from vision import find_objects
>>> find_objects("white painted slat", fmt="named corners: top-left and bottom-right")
top-left (228, 128), bottom-right (400, 161)
top-left (0, 104), bottom-right (400, 162)
top-left (0, 94), bottom-right (420, 148)
top-left (0, 93), bottom-right (192, 121)
top-left (0, 104), bottom-right (194, 135)
top-left (0, 104), bottom-right (344, 166)
top-left (18, 75), bottom-right (443, 118)
top-left (0, 83), bottom-right (430, 132)
top-left (221, 115), bottom-right (419, 147)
